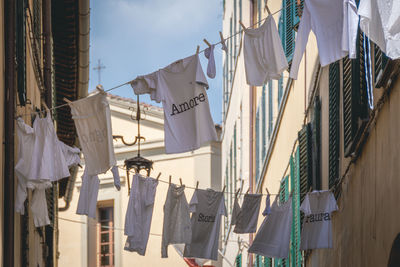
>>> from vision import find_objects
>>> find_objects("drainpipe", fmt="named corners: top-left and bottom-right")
top-left (4, 0), bottom-right (16, 266)
top-left (248, 1), bottom-right (255, 266)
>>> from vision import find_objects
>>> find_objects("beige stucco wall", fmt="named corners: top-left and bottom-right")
top-left (304, 66), bottom-right (400, 267)
top-left (58, 95), bottom-right (222, 267)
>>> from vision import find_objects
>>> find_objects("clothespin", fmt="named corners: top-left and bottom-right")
top-left (196, 181), bottom-right (199, 190)
top-left (63, 97), bottom-right (72, 104)
top-left (219, 31), bottom-right (228, 52)
top-left (246, 188), bottom-right (250, 195)
top-left (77, 163), bottom-right (83, 169)
top-left (266, 187), bottom-right (270, 195)
top-left (169, 175), bottom-right (172, 184)
top-left (265, 0), bottom-right (272, 15)
top-left (239, 20), bottom-right (246, 30)
top-left (96, 84), bottom-right (105, 92)
top-left (222, 185), bottom-right (226, 193)
top-left (203, 39), bottom-right (211, 47)
top-left (179, 178), bottom-right (183, 186)
top-left (308, 186), bottom-right (313, 193)
top-left (41, 100), bottom-right (49, 111)
top-left (196, 45), bottom-right (200, 55)
top-left (235, 188), bottom-right (241, 197)
top-left (156, 172), bottom-right (161, 181)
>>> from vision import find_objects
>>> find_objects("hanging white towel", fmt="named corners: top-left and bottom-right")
top-left (28, 180), bottom-right (52, 227)
top-left (68, 92), bottom-right (116, 176)
top-left (358, 0), bottom-right (400, 59)
top-left (232, 194), bottom-right (262, 234)
top-left (204, 44), bottom-right (216, 79)
top-left (76, 168), bottom-right (100, 219)
top-left (243, 15), bottom-right (288, 86)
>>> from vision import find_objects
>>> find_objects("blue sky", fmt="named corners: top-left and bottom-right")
top-left (89, 0), bottom-right (224, 124)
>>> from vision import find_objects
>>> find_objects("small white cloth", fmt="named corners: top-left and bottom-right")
top-left (232, 194), bottom-right (262, 234)
top-left (243, 15), bottom-right (288, 86)
top-left (161, 184), bottom-right (192, 258)
top-left (111, 166), bottom-right (121, 191)
top-left (290, 0), bottom-right (348, 79)
top-left (76, 168), bottom-right (100, 219)
top-left (300, 190), bottom-right (338, 250)
top-left (124, 174), bottom-right (158, 255)
top-left (68, 92), bottom-right (116, 176)
top-left (204, 45), bottom-right (216, 79)
top-left (342, 0), bottom-right (359, 59)
top-left (358, 0), bottom-right (400, 59)
top-left (131, 55), bottom-right (217, 154)
top-left (248, 197), bottom-right (292, 259)
top-left (28, 181), bottom-right (52, 227)
top-left (262, 194), bottom-right (271, 216)
top-left (183, 189), bottom-right (226, 261)
top-left (59, 141), bottom-right (81, 168)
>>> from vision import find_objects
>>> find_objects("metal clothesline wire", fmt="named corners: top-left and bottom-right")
top-left (15, 2), bottom-right (292, 119)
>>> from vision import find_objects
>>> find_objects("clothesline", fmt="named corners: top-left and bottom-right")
top-left (15, 2), bottom-right (291, 119)
top-left (115, 165), bottom-right (315, 197)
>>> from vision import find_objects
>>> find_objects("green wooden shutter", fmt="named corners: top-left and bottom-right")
top-left (312, 97), bottom-right (322, 190)
top-left (294, 0), bottom-right (304, 29)
top-left (262, 85), bottom-right (267, 158)
top-left (263, 257), bottom-right (272, 267)
top-left (277, 176), bottom-right (289, 267)
top-left (16, 0), bottom-right (26, 106)
top-left (236, 254), bottom-right (242, 267)
top-left (290, 149), bottom-right (302, 267)
top-left (343, 31), bottom-right (369, 157)
top-left (255, 254), bottom-right (262, 267)
top-left (278, 78), bottom-right (283, 107)
top-left (374, 44), bottom-right (388, 83)
top-left (298, 123), bottom-right (312, 203)
top-left (268, 82), bottom-right (273, 138)
top-left (329, 61), bottom-right (340, 189)
top-left (256, 109), bottom-right (260, 181)
top-left (234, 124), bottom-right (237, 193)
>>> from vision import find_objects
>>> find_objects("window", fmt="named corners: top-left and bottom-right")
top-left (329, 61), bottom-right (340, 189)
top-left (290, 148), bottom-right (302, 267)
top-left (255, 108), bottom-right (260, 181)
top-left (298, 123), bottom-right (312, 199)
top-left (16, 0), bottom-right (26, 106)
top-left (261, 85), bottom-right (267, 158)
top-left (255, 254), bottom-right (262, 267)
top-left (280, 0), bottom-right (303, 63)
top-left (268, 82), bottom-right (273, 138)
top-left (278, 78), bottom-right (283, 107)
top-left (311, 97), bottom-right (322, 190)
top-left (98, 205), bottom-right (115, 267)
top-left (236, 254), bottom-right (242, 267)
top-left (374, 44), bottom-right (389, 84)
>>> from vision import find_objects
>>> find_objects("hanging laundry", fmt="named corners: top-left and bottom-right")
top-left (29, 180), bottom-right (52, 227)
top-left (204, 44), bottom-right (216, 79)
top-left (231, 195), bottom-right (241, 225)
top-left (231, 193), bottom-right (262, 234)
top-left (124, 174), bottom-right (158, 255)
top-left (131, 55), bottom-right (217, 154)
top-left (248, 196), bottom-right (292, 259)
top-left (183, 188), bottom-right (226, 261)
top-left (111, 166), bottom-right (121, 191)
top-left (300, 190), bottom-right (338, 250)
top-left (290, 0), bottom-right (349, 79)
top-left (161, 184), bottom-right (192, 258)
top-left (358, 0), bottom-right (400, 59)
top-left (243, 15), bottom-right (288, 86)
top-left (342, 0), bottom-right (359, 59)
top-left (59, 140), bottom-right (81, 168)
top-left (67, 92), bottom-right (117, 176)
top-left (76, 168), bottom-right (100, 219)
top-left (262, 193), bottom-right (271, 216)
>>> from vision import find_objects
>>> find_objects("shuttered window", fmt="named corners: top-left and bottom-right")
top-left (263, 257), bottom-right (272, 267)
top-left (374, 44), bottom-right (388, 83)
top-left (311, 97), bottom-right (322, 190)
top-left (256, 108), bottom-right (260, 181)
top-left (290, 149), bottom-right (302, 267)
top-left (262, 85), bottom-right (267, 158)
top-left (268, 82), bottom-right (273, 138)
top-left (278, 78), bottom-right (283, 107)
top-left (280, 0), bottom-right (303, 63)
top-left (342, 31), bottom-right (369, 157)
top-left (255, 254), bottom-right (262, 267)
top-left (234, 0), bottom-right (237, 59)
top-left (16, 0), bottom-right (26, 106)
top-left (236, 254), bottom-right (242, 267)
top-left (298, 123), bottom-right (312, 201)
top-left (329, 61), bottom-right (340, 189)
top-left (277, 176), bottom-right (289, 267)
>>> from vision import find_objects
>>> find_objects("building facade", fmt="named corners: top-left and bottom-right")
top-left (58, 93), bottom-right (222, 267)
top-left (1, 0), bottom-right (89, 266)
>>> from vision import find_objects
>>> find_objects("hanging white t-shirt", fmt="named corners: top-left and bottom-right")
top-left (131, 55), bottom-right (217, 154)
top-left (68, 92), bottom-right (116, 176)
top-left (232, 194), bottom-right (262, 234)
top-left (358, 0), bottom-right (400, 59)
top-left (244, 15), bottom-right (288, 86)
top-left (124, 174), bottom-right (158, 255)
top-left (248, 197), bottom-right (292, 259)
top-left (76, 168), bottom-right (100, 219)
top-left (162, 184), bottom-right (192, 258)
top-left (342, 0), bottom-right (359, 59)
top-left (290, 0), bottom-right (349, 79)
top-left (183, 189), bottom-right (226, 261)
top-left (300, 190), bottom-right (338, 250)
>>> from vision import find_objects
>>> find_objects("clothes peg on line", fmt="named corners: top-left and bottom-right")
top-left (196, 45), bottom-right (200, 55)
top-left (266, 187), bottom-right (270, 195)
top-left (222, 185), bottom-right (226, 193)
top-left (219, 31), bottom-right (228, 52)
top-left (63, 97), bottom-right (72, 104)
top-left (179, 178), bottom-right (183, 186)
top-left (196, 181), bottom-right (199, 190)
top-left (239, 20), bottom-right (246, 30)
top-left (41, 100), bottom-right (49, 111)
top-left (203, 39), bottom-right (211, 47)
top-left (156, 172), bottom-right (161, 181)
top-left (96, 84), bottom-right (105, 92)
top-left (246, 188), bottom-right (250, 195)
top-left (169, 175), bottom-right (172, 184)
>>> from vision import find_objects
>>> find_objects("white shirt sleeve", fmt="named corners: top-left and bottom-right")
top-left (189, 190), bottom-right (198, 213)
top-left (342, 0), bottom-right (359, 59)
top-left (220, 194), bottom-right (227, 216)
top-left (145, 179), bottom-right (158, 206)
top-left (289, 3), bottom-right (312, 80)
top-left (300, 193), bottom-right (311, 215)
top-left (328, 192), bottom-right (338, 213)
top-left (194, 55), bottom-right (209, 89)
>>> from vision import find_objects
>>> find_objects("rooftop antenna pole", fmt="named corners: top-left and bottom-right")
top-left (93, 59), bottom-right (106, 84)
